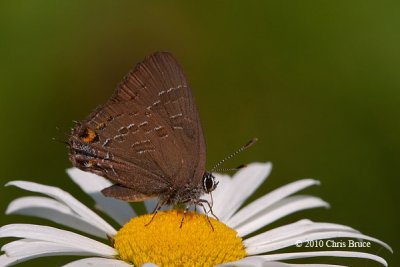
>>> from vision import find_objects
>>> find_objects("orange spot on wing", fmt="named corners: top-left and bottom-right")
top-left (80, 128), bottom-right (98, 143)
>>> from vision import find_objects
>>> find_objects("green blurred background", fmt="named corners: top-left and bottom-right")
top-left (0, 1), bottom-right (398, 266)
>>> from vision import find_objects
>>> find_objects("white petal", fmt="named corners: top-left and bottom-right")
top-left (0, 240), bottom-right (111, 267)
top-left (0, 224), bottom-right (116, 256)
top-left (6, 196), bottom-right (107, 238)
top-left (246, 230), bottom-right (392, 254)
top-left (2, 239), bottom-right (100, 257)
top-left (0, 255), bottom-right (18, 267)
top-left (244, 220), bottom-right (358, 247)
top-left (227, 179), bottom-right (320, 227)
top-left (6, 180), bottom-right (117, 236)
top-left (257, 251), bottom-right (387, 266)
top-left (225, 162), bottom-right (272, 221)
top-left (67, 168), bottom-right (136, 226)
top-left (236, 195), bottom-right (329, 237)
top-left (284, 265), bottom-right (346, 267)
top-left (0, 253), bottom-right (42, 267)
top-left (63, 257), bottom-right (131, 267)
top-left (219, 256), bottom-right (346, 267)
top-left (211, 162), bottom-right (272, 221)
top-left (142, 263), bottom-right (160, 267)
top-left (1, 238), bottom-right (35, 250)
top-left (218, 256), bottom-right (287, 266)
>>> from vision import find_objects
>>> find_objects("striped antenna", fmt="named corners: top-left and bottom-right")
top-left (210, 138), bottom-right (258, 172)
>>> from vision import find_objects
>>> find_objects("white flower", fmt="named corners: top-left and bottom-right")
top-left (0, 162), bottom-right (392, 266)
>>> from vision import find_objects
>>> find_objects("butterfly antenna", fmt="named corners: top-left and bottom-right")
top-left (52, 126), bottom-right (70, 146)
top-left (211, 138), bottom-right (258, 172)
top-left (213, 164), bottom-right (248, 172)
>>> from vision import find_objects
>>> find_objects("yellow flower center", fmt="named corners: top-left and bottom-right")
top-left (114, 210), bottom-right (246, 266)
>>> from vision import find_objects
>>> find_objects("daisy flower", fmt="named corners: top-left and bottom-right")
top-left (0, 162), bottom-right (392, 266)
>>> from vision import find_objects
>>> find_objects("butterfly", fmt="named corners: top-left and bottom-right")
top-left (68, 52), bottom-right (218, 222)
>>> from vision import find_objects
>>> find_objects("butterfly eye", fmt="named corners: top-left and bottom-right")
top-left (202, 172), bottom-right (217, 193)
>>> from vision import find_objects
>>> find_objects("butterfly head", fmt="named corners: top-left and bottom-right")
top-left (202, 172), bottom-right (219, 194)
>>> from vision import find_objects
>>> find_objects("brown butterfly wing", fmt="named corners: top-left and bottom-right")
top-left (69, 52), bottom-right (206, 201)
top-left (112, 52), bottom-right (206, 187)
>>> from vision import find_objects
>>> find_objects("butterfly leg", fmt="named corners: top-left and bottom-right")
top-left (197, 198), bottom-right (219, 221)
top-left (196, 201), bottom-right (214, 231)
top-left (145, 198), bottom-right (167, 226)
top-left (179, 205), bottom-right (191, 228)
